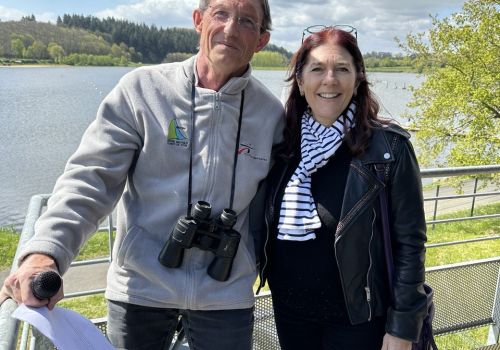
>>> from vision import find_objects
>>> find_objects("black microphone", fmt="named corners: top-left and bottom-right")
top-left (31, 271), bottom-right (62, 300)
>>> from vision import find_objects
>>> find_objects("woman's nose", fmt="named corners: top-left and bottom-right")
top-left (323, 70), bottom-right (337, 84)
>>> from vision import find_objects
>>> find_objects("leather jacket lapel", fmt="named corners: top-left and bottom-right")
top-left (336, 128), bottom-right (397, 238)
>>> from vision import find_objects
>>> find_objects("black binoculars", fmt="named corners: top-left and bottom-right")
top-left (158, 201), bottom-right (241, 282)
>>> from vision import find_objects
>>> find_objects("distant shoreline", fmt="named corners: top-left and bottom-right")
top-left (0, 64), bottom-right (417, 73)
top-left (0, 64), bottom-right (67, 68)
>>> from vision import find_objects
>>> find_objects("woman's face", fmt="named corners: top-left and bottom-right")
top-left (298, 42), bottom-right (358, 126)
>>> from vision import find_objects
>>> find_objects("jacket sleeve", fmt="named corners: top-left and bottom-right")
top-left (385, 135), bottom-right (429, 342)
top-left (19, 78), bottom-right (142, 274)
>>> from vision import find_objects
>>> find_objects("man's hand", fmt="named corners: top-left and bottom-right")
top-left (0, 254), bottom-right (63, 310)
top-left (381, 333), bottom-right (412, 350)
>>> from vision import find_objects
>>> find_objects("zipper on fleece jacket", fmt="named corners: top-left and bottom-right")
top-left (214, 92), bottom-right (221, 110)
top-left (204, 92), bottom-right (222, 200)
top-left (185, 248), bottom-right (196, 309)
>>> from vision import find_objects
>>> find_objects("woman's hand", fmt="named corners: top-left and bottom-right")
top-left (381, 333), bottom-right (412, 350)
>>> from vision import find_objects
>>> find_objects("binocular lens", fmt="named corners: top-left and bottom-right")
top-left (220, 208), bottom-right (237, 227)
top-left (191, 201), bottom-right (211, 220)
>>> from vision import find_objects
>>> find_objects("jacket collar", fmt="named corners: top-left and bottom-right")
top-left (181, 54), bottom-right (251, 95)
top-left (357, 124), bottom-right (410, 165)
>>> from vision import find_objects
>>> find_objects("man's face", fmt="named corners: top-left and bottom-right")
top-left (193, 0), bottom-right (270, 78)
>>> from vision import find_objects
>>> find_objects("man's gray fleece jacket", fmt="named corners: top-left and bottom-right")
top-left (20, 55), bottom-right (284, 310)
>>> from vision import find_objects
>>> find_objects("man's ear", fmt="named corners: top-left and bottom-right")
top-left (255, 31), bottom-right (271, 52)
top-left (193, 9), bottom-right (203, 34)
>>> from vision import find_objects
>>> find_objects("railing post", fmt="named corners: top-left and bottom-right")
top-left (0, 194), bottom-right (50, 350)
top-left (0, 300), bottom-right (21, 350)
top-left (471, 177), bottom-right (479, 217)
top-left (432, 184), bottom-right (440, 230)
top-left (487, 265), bottom-right (500, 344)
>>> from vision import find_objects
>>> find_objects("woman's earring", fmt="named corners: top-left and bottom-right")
top-left (299, 88), bottom-right (304, 96)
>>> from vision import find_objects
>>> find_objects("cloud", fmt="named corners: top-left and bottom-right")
top-left (0, 5), bottom-right (25, 21)
top-left (35, 12), bottom-right (59, 23)
top-left (95, 0), bottom-right (198, 27)
top-left (268, 0), bottom-right (465, 53)
top-left (0, 5), bottom-right (58, 23)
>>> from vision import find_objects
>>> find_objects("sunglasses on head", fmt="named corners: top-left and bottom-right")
top-left (301, 24), bottom-right (357, 43)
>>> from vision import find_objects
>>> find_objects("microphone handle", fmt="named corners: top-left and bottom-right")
top-left (31, 270), bottom-right (62, 300)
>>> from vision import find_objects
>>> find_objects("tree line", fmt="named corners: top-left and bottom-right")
top-left (1, 15), bottom-right (421, 70)
top-left (58, 14), bottom-right (199, 63)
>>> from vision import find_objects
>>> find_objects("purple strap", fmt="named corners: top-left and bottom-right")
top-left (374, 163), bottom-right (395, 302)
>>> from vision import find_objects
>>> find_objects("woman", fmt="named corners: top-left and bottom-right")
top-left (257, 26), bottom-right (428, 350)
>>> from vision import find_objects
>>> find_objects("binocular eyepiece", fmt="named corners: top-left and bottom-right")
top-left (158, 201), bottom-right (241, 282)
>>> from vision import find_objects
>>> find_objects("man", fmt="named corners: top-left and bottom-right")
top-left (0, 0), bottom-right (284, 348)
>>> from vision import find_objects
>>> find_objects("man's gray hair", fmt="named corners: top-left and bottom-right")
top-left (198, 0), bottom-right (272, 32)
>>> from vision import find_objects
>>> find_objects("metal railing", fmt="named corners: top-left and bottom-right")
top-left (420, 165), bottom-right (500, 249)
top-left (1, 164), bottom-right (499, 349)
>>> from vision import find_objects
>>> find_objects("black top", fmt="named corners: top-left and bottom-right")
top-left (268, 142), bottom-right (352, 324)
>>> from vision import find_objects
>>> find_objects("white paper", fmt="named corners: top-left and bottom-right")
top-left (12, 304), bottom-right (115, 350)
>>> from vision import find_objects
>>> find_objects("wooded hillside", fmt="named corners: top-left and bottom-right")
top-left (0, 16), bottom-right (291, 66)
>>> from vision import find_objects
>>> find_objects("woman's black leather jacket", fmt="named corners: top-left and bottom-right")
top-left (250, 124), bottom-right (429, 342)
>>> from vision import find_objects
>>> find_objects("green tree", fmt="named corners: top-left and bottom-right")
top-left (163, 52), bottom-right (193, 63)
top-left (24, 40), bottom-right (47, 59)
top-left (251, 51), bottom-right (287, 67)
top-left (10, 33), bottom-right (34, 49)
top-left (47, 42), bottom-right (65, 63)
top-left (10, 38), bottom-right (25, 57)
top-left (399, 0), bottom-right (499, 167)
top-left (110, 43), bottom-right (122, 58)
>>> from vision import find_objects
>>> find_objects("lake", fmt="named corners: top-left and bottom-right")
top-left (0, 66), bottom-right (423, 229)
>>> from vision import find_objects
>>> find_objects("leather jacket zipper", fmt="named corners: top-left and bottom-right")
top-left (365, 208), bottom-right (377, 322)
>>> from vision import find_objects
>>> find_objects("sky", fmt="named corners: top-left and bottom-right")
top-left (0, 0), bottom-right (467, 54)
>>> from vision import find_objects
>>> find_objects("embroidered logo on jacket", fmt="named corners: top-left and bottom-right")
top-left (238, 143), bottom-right (268, 161)
top-left (167, 119), bottom-right (189, 147)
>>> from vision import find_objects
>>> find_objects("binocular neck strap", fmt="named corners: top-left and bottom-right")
top-left (187, 81), bottom-right (245, 216)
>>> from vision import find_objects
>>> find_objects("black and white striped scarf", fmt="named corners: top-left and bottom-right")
top-left (277, 102), bottom-right (356, 241)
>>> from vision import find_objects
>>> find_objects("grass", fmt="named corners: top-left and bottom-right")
top-left (0, 226), bottom-right (20, 270)
top-left (366, 66), bottom-right (417, 73)
top-left (75, 230), bottom-right (114, 262)
top-left (436, 327), bottom-right (491, 350)
top-left (59, 294), bottom-right (108, 320)
top-left (426, 202), bottom-right (500, 267)
top-left (1, 202), bottom-right (499, 348)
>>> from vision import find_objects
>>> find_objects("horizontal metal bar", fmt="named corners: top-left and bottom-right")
top-left (434, 319), bottom-right (495, 336)
top-left (426, 213), bottom-right (500, 225)
top-left (64, 288), bottom-right (106, 299)
top-left (426, 256), bottom-right (500, 273)
top-left (427, 235), bottom-right (500, 248)
top-left (424, 191), bottom-right (500, 201)
top-left (421, 165), bottom-right (500, 178)
top-left (70, 257), bottom-right (111, 267)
